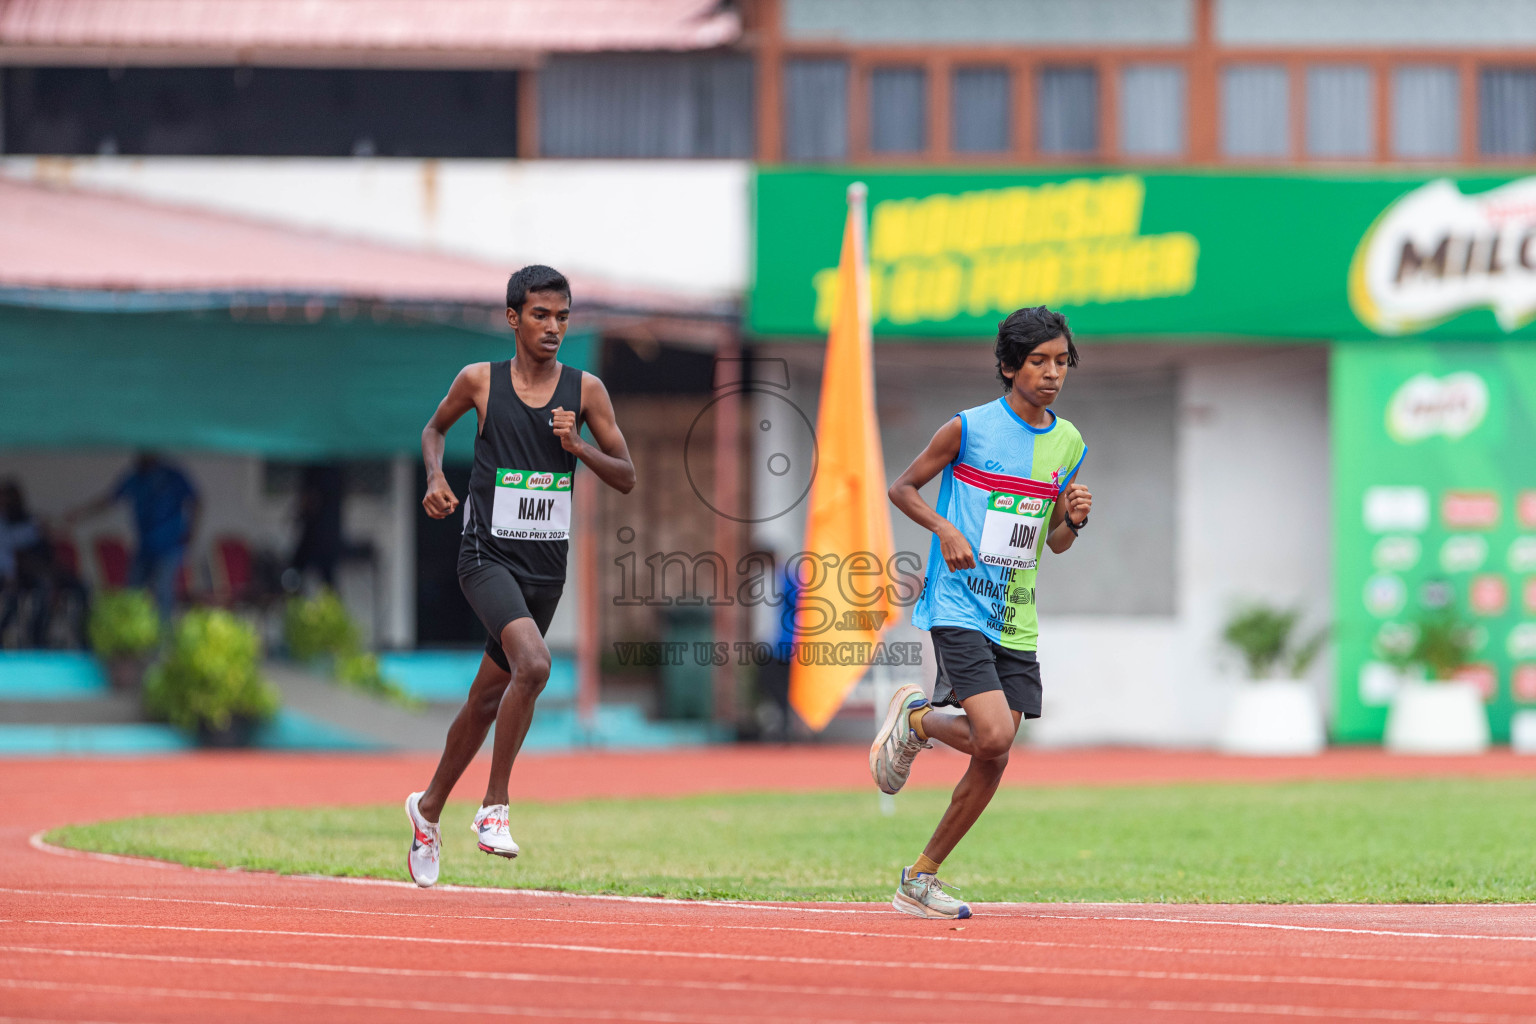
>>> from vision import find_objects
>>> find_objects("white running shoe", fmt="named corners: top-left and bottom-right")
top-left (869, 683), bottom-right (931, 795)
top-left (404, 791), bottom-right (441, 888)
top-left (471, 803), bottom-right (520, 858)
top-left (892, 867), bottom-right (972, 920)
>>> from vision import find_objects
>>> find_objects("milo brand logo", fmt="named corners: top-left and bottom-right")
top-left (1350, 176), bottom-right (1536, 335)
top-left (990, 492), bottom-right (1045, 515)
top-left (496, 468), bottom-right (571, 491)
top-left (1385, 372), bottom-right (1488, 443)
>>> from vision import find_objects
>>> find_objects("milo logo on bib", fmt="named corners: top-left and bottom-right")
top-left (491, 467), bottom-right (572, 541)
top-left (979, 489), bottom-right (1049, 571)
top-left (988, 492), bottom-right (1044, 516)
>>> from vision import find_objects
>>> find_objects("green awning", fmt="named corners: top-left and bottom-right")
top-left (0, 304), bottom-right (594, 458)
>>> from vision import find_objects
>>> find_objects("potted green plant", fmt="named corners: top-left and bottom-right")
top-left (284, 590), bottom-right (415, 707)
top-left (1217, 604), bottom-right (1328, 756)
top-left (143, 608), bottom-right (279, 746)
top-left (1380, 612), bottom-right (1489, 755)
top-left (86, 588), bottom-right (161, 692)
top-left (283, 589), bottom-right (358, 662)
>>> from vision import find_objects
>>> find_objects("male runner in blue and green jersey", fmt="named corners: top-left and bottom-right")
top-left (872, 305), bottom-right (1092, 919)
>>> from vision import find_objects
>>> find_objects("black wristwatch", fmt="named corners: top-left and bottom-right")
top-left (1065, 513), bottom-right (1088, 535)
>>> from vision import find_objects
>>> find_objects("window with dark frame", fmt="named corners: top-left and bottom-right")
top-left (539, 54), bottom-right (754, 158)
top-left (1391, 65), bottom-right (1460, 159)
top-left (951, 66), bottom-right (1011, 154)
top-left (783, 57), bottom-right (850, 162)
top-left (1037, 66), bottom-right (1099, 155)
top-left (1221, 64), bottom-right (1290, 159)
top-left (869, 65), bottom-right (927, 154)
top-left (1305, 64), bottom-right (1374, 159)
top-left (0, 66), bottom-right (520, 157)
top-left (1479, 68), bottom-right (1536, 157)
top-left (1120, 64), bottom-right (1185, 158)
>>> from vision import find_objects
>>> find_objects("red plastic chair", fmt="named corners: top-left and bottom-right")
top-left (210, 536), bottom-right (254, 605)
top-left (176, 560), bottom-right (196, 603)
top-left (93, 536), bottom-right (131, 589)
top-left (51, 536), bottom-right (81, 577)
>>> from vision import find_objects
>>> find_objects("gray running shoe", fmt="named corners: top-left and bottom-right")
top-left (892, 867), bottom-right (972, 919)
top-left (869, 683), bottom-right (931, 795)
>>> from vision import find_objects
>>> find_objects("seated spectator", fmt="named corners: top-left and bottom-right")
top-left (0, 480), bottom-right (55, 647)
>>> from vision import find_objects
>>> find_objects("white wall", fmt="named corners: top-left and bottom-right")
top-left (0, 156), bottom-right (751, 301)
top-left (1035, 347), bottom-right (1331, 746)
top-left (784, 0), bottom-right (1192, 44)
top-left (1218, 0), bottom-right (1536, 46)
top-left (754, 343), bottom-right (1331, 747)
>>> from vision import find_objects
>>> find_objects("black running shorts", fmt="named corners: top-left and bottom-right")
top-left (458, 558), bottom-right (563, 672)
top-left (930, 626), bottom-right (1042, 718)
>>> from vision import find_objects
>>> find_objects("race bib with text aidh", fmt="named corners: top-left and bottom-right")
top-left (490, 468), bottom-right (571, 541)
top-left (977, 491), bottom-right (1049, 571)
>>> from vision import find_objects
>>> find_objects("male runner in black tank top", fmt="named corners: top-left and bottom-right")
top-left (403, 265), bottom-right (635, 887)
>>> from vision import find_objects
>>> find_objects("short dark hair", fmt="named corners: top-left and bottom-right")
top-left (995, 306), bottom-right (1078, 392)
top-left (506, 264), bottom-right (571, 311)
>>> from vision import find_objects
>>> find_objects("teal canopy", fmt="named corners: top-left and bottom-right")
top-left (0, 304), bottom-right (594, 459)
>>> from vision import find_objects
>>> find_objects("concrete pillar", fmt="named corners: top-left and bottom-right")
top-left (384, 455), bottom-right (417, 648)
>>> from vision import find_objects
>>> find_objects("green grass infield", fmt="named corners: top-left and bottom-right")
top-left (47, 777), bottom-right (1536, 903)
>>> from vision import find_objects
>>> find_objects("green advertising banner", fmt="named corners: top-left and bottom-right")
top-left (1332, 341), bottom-right (1536, 743)
top-left (751, 169), bottom-right (1536, 341)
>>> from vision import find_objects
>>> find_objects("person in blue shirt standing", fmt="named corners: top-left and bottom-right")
top-left (70, 452), bottom-right (200, 620)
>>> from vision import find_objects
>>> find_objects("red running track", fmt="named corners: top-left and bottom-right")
top-left (3, 746), bottom-right (1536, 1023)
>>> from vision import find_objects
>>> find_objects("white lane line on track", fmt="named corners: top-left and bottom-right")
top-left (27, 834), bottom-right (1536, 939)
top-left (27, 833), bottom-right (883, 915)
top-left (10, 921), bottom-right (1536, 1001)
top-left (0, 979), bottom-right (855, 1024)
top-left (3, 887), bottom-right (1528, 971)
top-left (5, 941), bottom-right (1536, 1001)
top-left (1012, 913), bottom-right (1536, 944)
top-left (2, 974), bottom-right (1533, 1024)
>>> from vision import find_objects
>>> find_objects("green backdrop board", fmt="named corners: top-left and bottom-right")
top-left (1332, 341), bottom-right (1536, 743)
top-left (0, 304), bottom-right (593, 458)
top-left (752, 169), bottom-right (1536, 341)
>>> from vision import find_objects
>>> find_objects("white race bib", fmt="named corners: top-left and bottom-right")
top-left (490, 468), bottom-right (571, 541)
top-left (978, 490), bottom-right (1049, 571)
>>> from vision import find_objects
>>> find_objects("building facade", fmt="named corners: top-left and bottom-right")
top-left (3, 0), bottom-right (1536, 742)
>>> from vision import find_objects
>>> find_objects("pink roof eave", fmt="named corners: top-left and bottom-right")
top-left (0, 0), bottom-right (741, 64)
top-left (0, 177), bottom-right (728, 317)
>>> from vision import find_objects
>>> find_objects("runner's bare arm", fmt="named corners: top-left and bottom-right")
top-left (552, 373), bottom-right (635, 494)
top-left (421, 363), bottom-right (489, 519)
top-left (888, 417), bottom-right (975, 571)
top-left (1047, 480), bottom-right (1092, 553)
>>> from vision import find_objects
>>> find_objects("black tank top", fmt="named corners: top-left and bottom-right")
top-left (461, 359), bottom-right (582, 583)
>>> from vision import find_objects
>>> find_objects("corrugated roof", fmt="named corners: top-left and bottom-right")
top-left (0, 177), bottom-right (716, 312)
top-left (0, 0), bottom-right (740, 60)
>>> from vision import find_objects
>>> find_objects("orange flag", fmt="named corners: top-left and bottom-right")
top-left (789, 182), bottom-right (898, 732)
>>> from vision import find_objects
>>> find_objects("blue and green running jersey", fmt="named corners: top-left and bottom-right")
top-left (911, 398), bottom-right (1087, 651)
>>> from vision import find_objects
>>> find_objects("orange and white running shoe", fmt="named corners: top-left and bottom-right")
top-left (404, 792), bottom-right (441, 888)
top-left (471, 803), bottom-right (520, 858)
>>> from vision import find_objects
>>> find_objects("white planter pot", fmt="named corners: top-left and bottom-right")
top-left (1383, 681), bottom-right (1490, 755)
top-left (1217, 680), bottom-right (1326, 756)
top-left (1511, 711), bottom-right (1536, 754)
